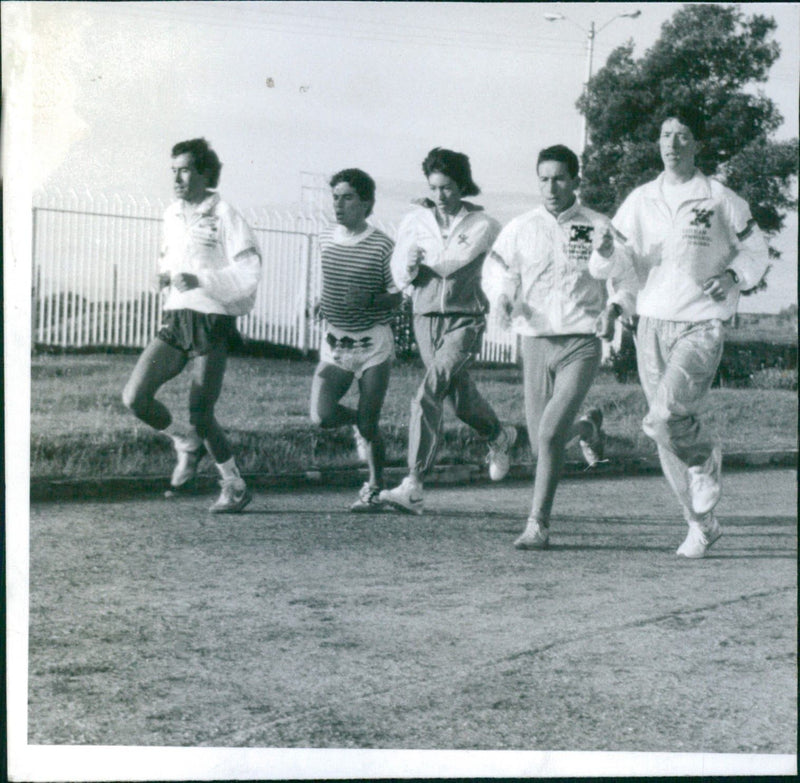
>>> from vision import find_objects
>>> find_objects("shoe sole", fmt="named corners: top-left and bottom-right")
top-left (488, 427), bottom-right (517, 481)
top-left (209, 490), bottom-right (253, 514)
top-left (171, 447), bottom-right (207, 486)
top-left (349, 503), bottom-right (389, 513)
top-left (514, 539), bottom-right (550, 550)
top-left (677, 528), bottom-right (723, 558)
top-left (164, 480), bottom-right (200, 498)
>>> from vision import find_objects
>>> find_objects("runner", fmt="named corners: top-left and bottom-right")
top-left (591, 111), bottom-right (770, 558)
top-left (309, 168), bottom-right (401, 511)
top-left (482, 144), bottom-right (634, 550)
top-left (380, 147), bottom-right (516, 515)
top-left (122, 138), bottom-right (261, 513)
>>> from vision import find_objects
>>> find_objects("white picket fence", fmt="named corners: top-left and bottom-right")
top-left (31, 190), bottom-right (518, 363)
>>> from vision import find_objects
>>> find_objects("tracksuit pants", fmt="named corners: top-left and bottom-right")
top-left (635, 316), bottom-right (724, 521)
top-left (408, 313), bottom-right (502, 477)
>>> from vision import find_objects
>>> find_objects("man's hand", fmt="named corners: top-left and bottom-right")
top-left (495, 294), bottom-right (514, 330)
top-left (407, 245), bottom-right (425, 277)
top-left (156, 272), bottom-right (171, 290)
top-left (702, 270), bottom-right (737, 302)
top-left (594, 303), bottom-right (621, 341)
top-left (172, 273), bottom-right (200, 292)
top-left (344, 288), bottom-right (374, 308)
top-left (593, 225), bottom-right (615, 258)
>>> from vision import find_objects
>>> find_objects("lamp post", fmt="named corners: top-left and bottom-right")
top-left (545, 9), bottom-right (641, 152)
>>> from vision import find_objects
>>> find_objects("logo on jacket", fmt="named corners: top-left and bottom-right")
top-left (570, 224), bottom-right (594, 243)
top-left (568, 224), bottom-right (594, 264)
top-left (457, 233), bottom-right (469, 245)
top-left (690, 208), bottom-right (714, 229)
top-left (191, 217), bottom-right (220, 248)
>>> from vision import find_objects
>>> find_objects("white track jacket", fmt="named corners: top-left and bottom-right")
top-left (590, 171), bottom-right (770, 322)
top-left (481, 201), bottom-right (634, 337)
top-left (159, 193), bottom-right (262, 316)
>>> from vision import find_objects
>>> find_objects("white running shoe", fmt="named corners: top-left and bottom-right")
top-left (349, 482), bottom-right (384, 513)
top-left (169, 436), bottom-right (205, 492)
top-left (379, 476), bottom-right (423, 515)
top-left (487, 425), bottom-right (517, 481)
top-left (688, 447), bottom-right (722, 515)
top-left (209, 477), bottom-right (252, 514)
top-left (676, 515), bottom-right (722, 559)
top-left (578, 407), bottom-right (607, 468)
top-left (514, 517), bottom-right (550, 550)
top-left (352, 425), bottom-right (370, 463)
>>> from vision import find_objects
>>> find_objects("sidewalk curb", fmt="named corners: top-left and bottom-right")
top-left (30, 450), bottom-right (797, 502)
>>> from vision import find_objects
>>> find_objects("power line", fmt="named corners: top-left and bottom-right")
top-left (87, 3), bottom-right (600, 58)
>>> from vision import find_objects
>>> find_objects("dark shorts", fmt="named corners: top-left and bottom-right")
top-left (157, 309), bottom-right (241, 357)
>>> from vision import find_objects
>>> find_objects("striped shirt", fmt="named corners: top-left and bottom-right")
top-left (319, 225), bottom-right (396, 331)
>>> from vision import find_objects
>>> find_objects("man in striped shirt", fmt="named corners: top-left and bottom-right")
top-left (310, 168), bottom-right (402, 511)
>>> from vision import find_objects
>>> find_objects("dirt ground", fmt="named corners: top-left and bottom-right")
top-left (26, 469), bottom-right (796, 759)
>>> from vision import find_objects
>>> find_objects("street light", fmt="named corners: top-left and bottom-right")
top-left (545, 9), bottom-right (641, 152)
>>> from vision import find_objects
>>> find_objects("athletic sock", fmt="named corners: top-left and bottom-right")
top-left (160, 421), bottom-right (182, 440)
top-left (161, 422), bottom-right (202, 448)
top-left (216, 457), bottom-right (241, 481)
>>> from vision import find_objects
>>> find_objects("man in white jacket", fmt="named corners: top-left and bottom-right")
top-left (482, 144), bottom-right (633, 550)
top-left (123, 138), bottom-right (262, 513)
top-left (590, 112), bottom-right (770, 558)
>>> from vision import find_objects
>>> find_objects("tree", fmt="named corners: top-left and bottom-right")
top-left (577, 4), bottom-right (798, 262)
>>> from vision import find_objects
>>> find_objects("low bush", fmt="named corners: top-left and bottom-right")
top-left (750, 367), bottom-right (798, 391)
top-left (716, 340), bottom-right (797, 387)
top-left (608, 326), bottom-right (798, 388)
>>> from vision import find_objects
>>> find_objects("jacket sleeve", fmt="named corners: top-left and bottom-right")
top-left (196, 207), bottom-right (262, 305)
top-left (425, 216), bottom-right (501, 278)
top-left (390, 214), bottom-right (423, 291)
top-left (481, 223), bottom-right (520, 310)
top-left (379, 238), bottom-right (400, 295)
top-left (723, 193), bottom-right (770, 293)
top-left (197, 248), bottom-right (262, 306)
top-left (588, 202), bottom-right (639, 318)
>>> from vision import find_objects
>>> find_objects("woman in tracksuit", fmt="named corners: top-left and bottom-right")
top-left (380, 148), bottom-right (516, 515)
top-left (591, 113), bottom-right (770, 558)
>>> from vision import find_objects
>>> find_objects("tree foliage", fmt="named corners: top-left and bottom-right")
top-left (578, 4), bottom-right (798, 255)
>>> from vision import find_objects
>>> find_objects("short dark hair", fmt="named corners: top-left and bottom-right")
top-left (537, 145), bottom-right (580, 179)
top-left (329, 168), bottom-right (376, 216)
top-left (171, 138), bottom-right (222, 188)
top-left (658, 107), bottom-right (704, 140)
top-left (421, 147), bottom-right (480, 197)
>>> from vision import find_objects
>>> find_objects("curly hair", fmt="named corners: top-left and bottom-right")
top-left (329, 168), bottom-right (376, 216)
top-left (537, 145), bottom-right (580, 179)
top-left (421, 147), bottom-right (480, 196)
top-left (171, 138), bottom-right (222, 188)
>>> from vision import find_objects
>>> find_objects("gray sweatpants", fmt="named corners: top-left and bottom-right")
top-left (635, 316), bottom-right (724, 522)
top-left (408, 313), bottom-right (502, 477)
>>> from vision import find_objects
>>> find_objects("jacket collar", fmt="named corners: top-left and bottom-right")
top-left (644, 169), bottom-right (712, 201)
top-left (535, 198), bottom-right (584, 224)
top-left (173, 191), bottom-right (220, 218)
top-left (412, 197), bottom-right (484, 214)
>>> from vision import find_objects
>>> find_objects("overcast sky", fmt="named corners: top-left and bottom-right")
top-left (9, 0), bottom-right (800, 310)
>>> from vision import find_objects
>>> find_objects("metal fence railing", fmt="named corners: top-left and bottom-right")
top-left (31, 189), bottom-right (518, 363)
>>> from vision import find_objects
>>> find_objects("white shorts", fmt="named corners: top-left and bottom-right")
top-left (319, 322), bottom-right (395, 379)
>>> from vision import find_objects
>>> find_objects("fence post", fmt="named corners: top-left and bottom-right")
top-left (31, 207), bottom-right (38, 346)
top-left (300, 231), bottom-right (314, 355)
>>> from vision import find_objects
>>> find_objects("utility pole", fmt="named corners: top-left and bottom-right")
top-left (545, 10), bottom-right (641, 153)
